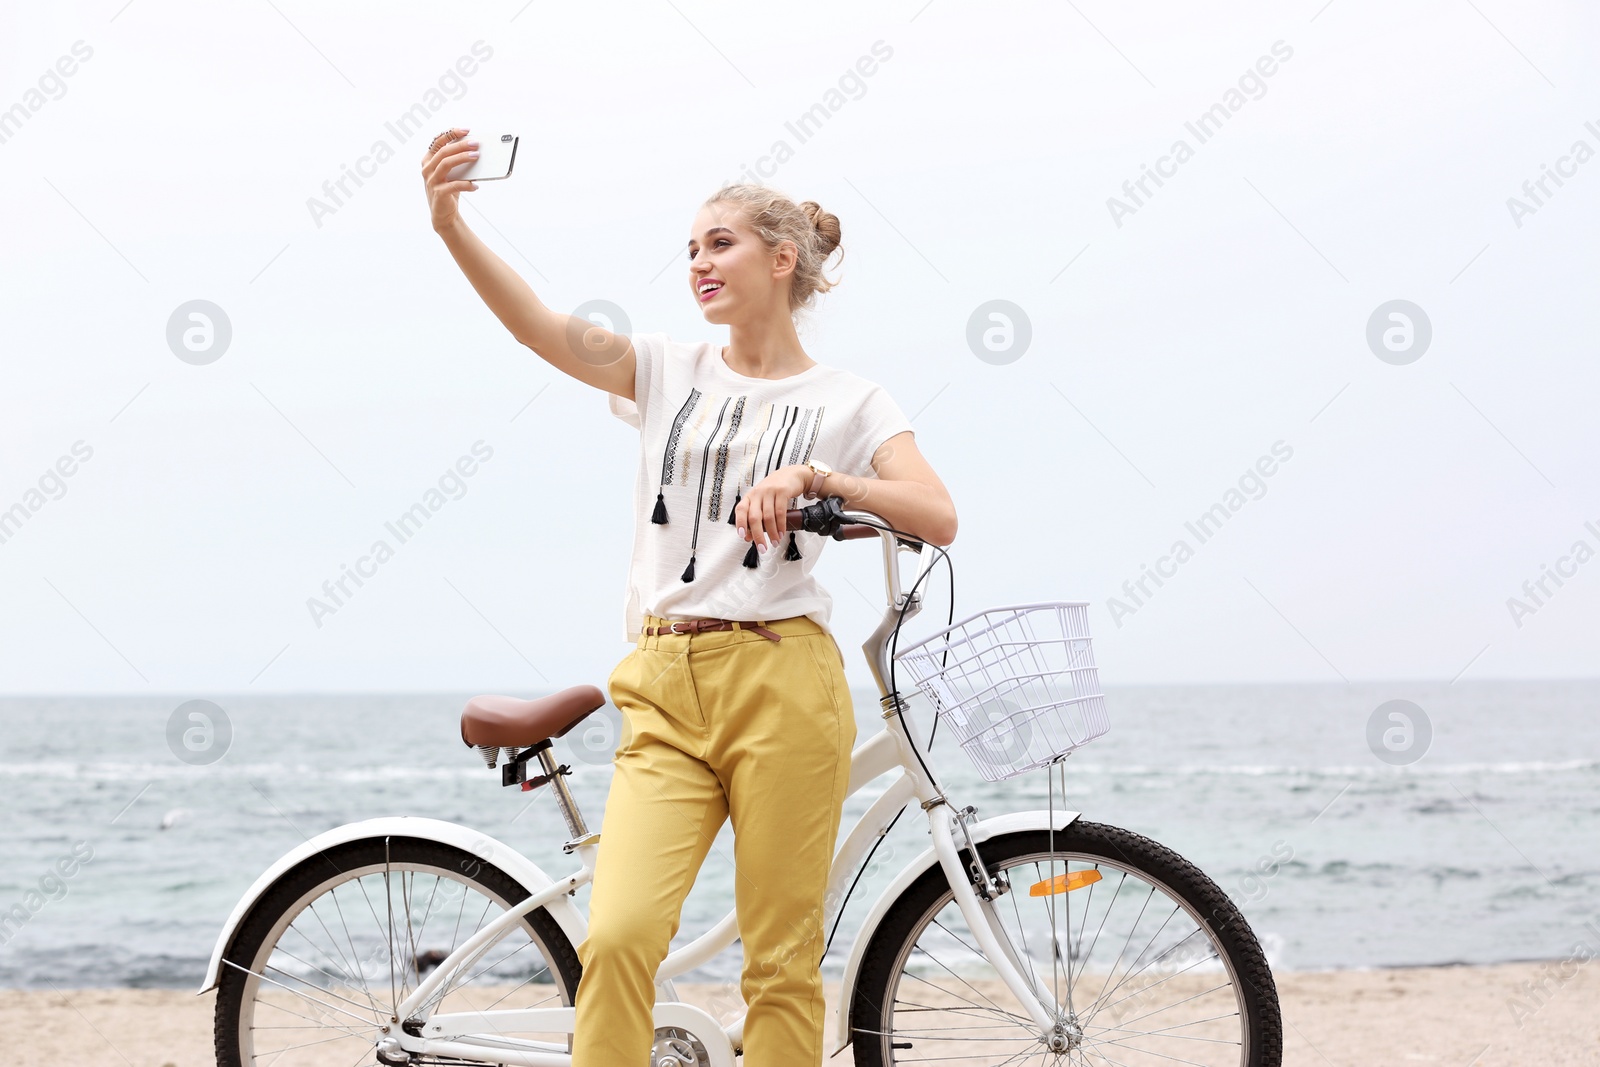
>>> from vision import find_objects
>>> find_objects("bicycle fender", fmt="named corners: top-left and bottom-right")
top-left (197, 816), bottom-right (588, 994)
top-left (828, 807), bottom-right (1081, 1058)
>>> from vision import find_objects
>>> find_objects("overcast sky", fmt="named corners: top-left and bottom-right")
top-left (3, 0), bottom-right (1597, 696)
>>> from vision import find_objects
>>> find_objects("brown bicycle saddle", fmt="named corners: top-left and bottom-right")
top-left (460, 685), bottom-right (608, 749)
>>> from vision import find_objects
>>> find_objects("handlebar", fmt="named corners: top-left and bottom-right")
top-left (784, 496), bottom-right (922, 550)
top-left (785, 496), bottom-right (940, 701)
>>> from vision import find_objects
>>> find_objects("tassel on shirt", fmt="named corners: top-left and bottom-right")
top-left (726, 486), bottom-right (740, 524)
top-left (652, 491), bottom-right (668, 524)
top-left (742, 542), bottom-right (759, 568)
top-left (785, 531), bottom-right (802, 561)
top-left (681, 554), bottom-right (696, 582)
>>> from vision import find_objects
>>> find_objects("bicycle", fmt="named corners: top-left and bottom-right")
top-left (202, 497), bottom-right (1282, 1066)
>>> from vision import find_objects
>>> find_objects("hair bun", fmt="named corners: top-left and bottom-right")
top-left (799, 200), bottom-right (841, 258)
top-left (706, 182), bottom-right (844, 314)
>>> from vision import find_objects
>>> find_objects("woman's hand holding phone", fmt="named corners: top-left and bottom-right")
top-left (422, 128), bottom-right (479, 232)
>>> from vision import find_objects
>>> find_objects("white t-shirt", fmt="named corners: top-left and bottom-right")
top-left (607, 333), bottom-right (915, 642)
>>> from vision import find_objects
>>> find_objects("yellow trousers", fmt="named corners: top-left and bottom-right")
top-left (572, 613), bottom-right (857, 1066)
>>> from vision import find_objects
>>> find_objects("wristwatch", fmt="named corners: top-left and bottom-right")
top-left (802, 459), bottom-right (834, 500)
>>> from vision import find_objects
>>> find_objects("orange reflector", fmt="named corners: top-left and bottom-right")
top-left (1029, 870), bottom-right (1102, 896)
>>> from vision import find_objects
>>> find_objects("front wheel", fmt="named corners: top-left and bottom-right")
top-left (214, 836), bottom-right (583, 1066)
top-left (850, 821), bottom-right (1282, 1066)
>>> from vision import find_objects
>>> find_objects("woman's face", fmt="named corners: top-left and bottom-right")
top-left (687, 203), bottom-right (792, 324)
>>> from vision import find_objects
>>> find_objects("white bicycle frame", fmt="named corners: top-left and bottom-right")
top-left (216, 509), bottom-right (1077, 1066)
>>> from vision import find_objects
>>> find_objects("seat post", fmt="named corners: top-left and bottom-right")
top-left (535, 744), bottom-right (592, 843)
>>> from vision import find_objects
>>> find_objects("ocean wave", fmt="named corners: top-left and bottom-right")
top-left (0, 761), bottom-right (493, 782)
top-left (1056, 758), bottom-right (1600, 778)
top-left (1, 756), bottom-right (1594, 784)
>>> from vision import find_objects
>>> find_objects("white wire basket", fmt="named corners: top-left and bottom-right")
top-left (892, 601), bottom-right (1110, 783)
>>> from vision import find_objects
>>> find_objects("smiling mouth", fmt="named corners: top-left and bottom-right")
top-left (698, 282), bottom-right (724, 302)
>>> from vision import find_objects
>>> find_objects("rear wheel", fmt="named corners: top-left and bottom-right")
top-left (214, 836), bottom-right (583, 1066)
top-left (850, 821), bottom-right (1282, 1066)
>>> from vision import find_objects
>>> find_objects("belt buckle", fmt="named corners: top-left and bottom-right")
top-left (669, 621), bottom-right (689, 635)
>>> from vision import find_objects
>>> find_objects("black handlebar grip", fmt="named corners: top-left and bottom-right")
top-left (785, 497), bottom-right (922, 550)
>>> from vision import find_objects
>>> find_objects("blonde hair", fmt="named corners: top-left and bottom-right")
top-left (702, 182), bottom-right (842, 315)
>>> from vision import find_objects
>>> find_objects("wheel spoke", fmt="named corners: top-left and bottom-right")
top-left (223, 958), bottom-right (380, 1030)
top-left (348, 871), bottom-right (399, 1012)
top-left (247, 993), bottom-right (370, 1043)
top-left (323, 889), bottom-right (384, 1019)
top-left (1092, 1009), bottom-right (1245, 1042)
top-left (1081, 1029), bottom-right (1228, 1066)
top-left (301, 899), bottom-right (381, 1019)
top-left (1067, 867), bottom-right (1120, 1007)
top-left (250, 1029), bottom-right (369, 1057)
top-left (407, 872), bottom-right (446, 964)
top-left (903, 941), bottom-right (1035, 1025)
top-left (1083, 902), bottom-right (1186, 1020)
top-left (1092, 944), bottom-right (1220, 1020)
top-left (1079, 883), bottom-right (1158, 1018)
top-left (259, 951), bottom-right (383, 1018)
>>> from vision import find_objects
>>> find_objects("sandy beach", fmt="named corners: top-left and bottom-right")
top-left (5, 961), bottom-right (1595, 1065)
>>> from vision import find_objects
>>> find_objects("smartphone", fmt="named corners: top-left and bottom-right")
top-left (447, 133), bottom-right (519, 182)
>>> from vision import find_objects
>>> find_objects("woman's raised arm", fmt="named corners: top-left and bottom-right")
top-left (422, 128), bottom-right (635, 401)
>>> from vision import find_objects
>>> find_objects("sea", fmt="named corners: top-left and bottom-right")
top-left (1, 679), bottom-right (1596, 989)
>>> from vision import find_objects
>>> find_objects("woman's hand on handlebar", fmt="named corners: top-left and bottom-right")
top-left (735, 465), bottom-right (811, 554)
top-left (422, 127), bottom-right (479, 232)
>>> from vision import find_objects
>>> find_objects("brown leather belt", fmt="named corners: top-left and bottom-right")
top-left (641, 617), bottom-right (783, 642)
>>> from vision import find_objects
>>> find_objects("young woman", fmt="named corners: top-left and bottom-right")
top-left (422, 127), bottom-right (957, 1066)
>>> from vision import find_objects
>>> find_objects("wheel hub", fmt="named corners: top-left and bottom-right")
top-left (1045, 1011), bottom-right (1084, 1052)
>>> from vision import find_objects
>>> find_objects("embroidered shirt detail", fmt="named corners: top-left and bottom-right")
top-left (607, 334), bottom-right (915, 643)
top-left (706, 395), bottom-right (747, 522)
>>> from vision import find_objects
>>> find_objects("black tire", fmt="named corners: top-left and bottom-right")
top-left (850, 821), bottom-right (1282, 1066)
top-left (214, 836), bottom-right (583, 1066)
